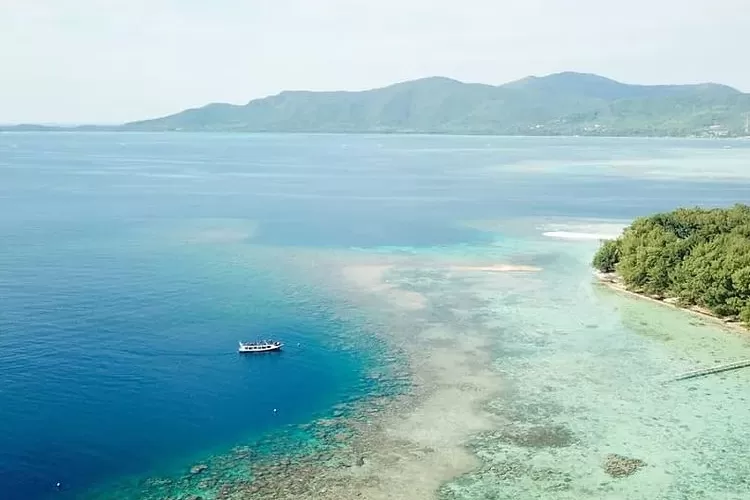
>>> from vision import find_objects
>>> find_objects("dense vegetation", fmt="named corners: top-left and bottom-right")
top-left (119, 72), bottom-right (750, 137)
top-left (592, 205), bottom-right (750, 324)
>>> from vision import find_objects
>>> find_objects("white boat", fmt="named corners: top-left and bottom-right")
top-left (238, 340), bottom-right (283, 353)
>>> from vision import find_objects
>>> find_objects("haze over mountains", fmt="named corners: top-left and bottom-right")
top-left (11, 72), bottom-right (750, 137)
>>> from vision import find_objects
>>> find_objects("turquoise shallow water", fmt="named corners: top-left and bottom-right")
top-left (351, 227), bottom-right (750, 499)
top-left (423, 232), bottom-right (750, 499)
top-left (2, 133), bottom-right (750, 499)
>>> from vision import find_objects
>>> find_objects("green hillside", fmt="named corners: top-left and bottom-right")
top-left (123, 72), bottom-right (750, 136)
top-left (4, 72), bottom-right (747, 137)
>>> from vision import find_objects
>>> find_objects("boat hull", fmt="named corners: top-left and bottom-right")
top-left (238, 343), bottom-right (283, 353)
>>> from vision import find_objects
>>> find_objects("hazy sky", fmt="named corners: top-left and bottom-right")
top-left (2, 0), bottom-right (748, 124)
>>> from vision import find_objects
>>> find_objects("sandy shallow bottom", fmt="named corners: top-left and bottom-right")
top-left (595, 272), bottom-right (749, 336)
top-left (298, 246), bottom-right (750, 500)
top-left (97, 240), bottom-right (750, 500)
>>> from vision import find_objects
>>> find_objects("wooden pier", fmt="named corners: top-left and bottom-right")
top-left (669, 359), bottom-right (750, 382)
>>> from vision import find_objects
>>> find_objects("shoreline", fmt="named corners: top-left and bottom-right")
top-left (3, 127), bottom-right (749, 141)
top-left (594, 271), bottom-right (747, 334)
top-left (85, 250), bottom-right (750, 500)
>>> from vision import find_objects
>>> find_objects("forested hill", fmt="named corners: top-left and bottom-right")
top-left (122, 72), bottom-right (750, 137)
top-left (592, 205), bottom-right (750, 323)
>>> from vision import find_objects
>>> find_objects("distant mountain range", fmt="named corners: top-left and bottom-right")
top-left (7, 72), bottom-right (750, 137)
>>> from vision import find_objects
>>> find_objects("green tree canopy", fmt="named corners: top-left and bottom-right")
top-left (592, 204), bottom-right (750, 323)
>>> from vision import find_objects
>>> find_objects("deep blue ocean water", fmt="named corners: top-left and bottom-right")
top-left (1, 133), bottom-right (750, 500)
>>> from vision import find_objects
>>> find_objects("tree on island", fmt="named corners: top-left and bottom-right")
top-left (592, 204), bottom-right (750, 324)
